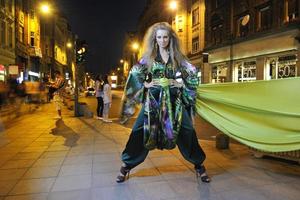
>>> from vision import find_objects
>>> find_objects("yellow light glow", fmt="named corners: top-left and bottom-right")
top-left (169, 1), bottom-right (178, 10)
top-left (120, 59), bottom-right (124, 63)
top-left (117, 68), bottom-right (120, 71)
top-left (67, 42), bottom-right (72, 48)
top-left (132, 42), bottom-right (139, 51)
top-left (41, 4), bottom-right (51, 14)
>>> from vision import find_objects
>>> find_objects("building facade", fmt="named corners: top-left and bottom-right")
top-left (0, 0), bottom-right (15, 81)
top-left (204, 0), bottom-right (300, 84)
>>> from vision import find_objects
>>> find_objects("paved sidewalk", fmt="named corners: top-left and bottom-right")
top-left (0, 103), bottom-right (299, 200)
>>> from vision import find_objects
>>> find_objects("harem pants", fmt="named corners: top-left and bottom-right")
top-left (121, 106), bottom-right (206, 169)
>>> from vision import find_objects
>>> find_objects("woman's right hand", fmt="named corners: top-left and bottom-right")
top-left (143, 80), bottom-right (160, 88)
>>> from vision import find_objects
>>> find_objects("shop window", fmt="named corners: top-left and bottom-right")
top-left (192, 7), bottom-right (199, 27)
top-left (257, 5), bottom-right (272, 31)
top-left (235, 61), bottom-right (256, 82)
top-left (212, 64), bottom-right (228, 83)
top-left (237, 14), bottom-right (250, 37)
top-left (266, 55), bottom-right (297, 79)
top-left (192, 37), bottom-right (199, 54)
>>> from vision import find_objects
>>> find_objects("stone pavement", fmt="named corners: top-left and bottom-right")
top-left (0, 103), bottom-right (299, 200)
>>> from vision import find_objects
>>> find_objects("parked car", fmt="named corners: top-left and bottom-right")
top-left (84, 87), bottom-right (95, 97)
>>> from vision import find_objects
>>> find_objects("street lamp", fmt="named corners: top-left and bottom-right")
top-left (132, 42), bottom-right (139, 51)
top-left (39, 2), bottom-right (56, 79)
top-left (169, 1), bottom-right (178, 11)
top-left (120, 59), bottom-right (124, 64)
top-left (40, 3), bottom-right (51, 14)
top-left (66, 42), bottom-right (72, 48)
top-left (168, 1), bottom-right (178, 25)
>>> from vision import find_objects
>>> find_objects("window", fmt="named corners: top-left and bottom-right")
top-left (266, 55), bottom-right (297, 79)
top-left (285, 0), bottom-right (299, 21)
top-left (237, 14), bottom-right (250, 37)
top-left (30, 31), bottom-right (34, 46)
top-left (0, 0), bottom-right (5, 7)
top-left (18, 0), bottom-right (23, 10)
top-left (30, 9), bottom-right (35, 19)
top-left (8, 26), bottom-right (13, 48)
top-left (192, 7), bottom-right (199, 27)
top-left (19, 26), bottom-right (24, 42)
top-left (1, 21), bottom-right (6, 46)
top-left (45, 44), bottom-right (49, 56)
top-left (212, 64), bottom-right (228, 83)
top-left (212, 24), bottom-right (223, 44)
top-left (192, 37), bottom-right (199, 53)
top-left (257, 6), bottom-right (272, 31)
top-left (8, 0), bottom-right (12, 12)
top-left (235, 61), bottom-right (256, 82)
top-left (177, 15), bottom-right (183, 32)
top-left (55, 47), bottom-right (58, 58)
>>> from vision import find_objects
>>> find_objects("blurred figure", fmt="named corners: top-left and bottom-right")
top-left (7, 75), bottom-right (18, 104)
top-left (49, 70), bottom-right (65, 119)
top-left (95, 74), bottom-right (104, 119)
top-left (102, 75), bottom-right (112, 122)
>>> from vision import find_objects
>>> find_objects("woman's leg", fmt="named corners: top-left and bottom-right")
top-left (121, 107), bottom-right (149, 169)
top-left (96, 97), bottom-right (101, 117)
top-left (99, 97), bottom-right (104, 117)
top-left (176, 107), bottom-right (206, 168)
top-left (102, 103), bottom-right (109, 120)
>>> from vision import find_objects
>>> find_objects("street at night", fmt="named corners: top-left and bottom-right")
top-left (1, 0), bottom-right (300, 200)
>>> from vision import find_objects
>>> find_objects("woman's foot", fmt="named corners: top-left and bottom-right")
top-left (195, 165), bottom-right (211, 183)
top-left (116, 164), bottom-right (131, 183)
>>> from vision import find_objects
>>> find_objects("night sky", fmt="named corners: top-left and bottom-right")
top-left (56, 0), bottom-right (147, 76)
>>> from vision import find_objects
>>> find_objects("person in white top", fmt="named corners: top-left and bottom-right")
top-left (102, 75), bottom-right (112, 122)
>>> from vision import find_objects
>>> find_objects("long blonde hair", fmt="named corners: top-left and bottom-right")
top-left (142, 22), bottom-right (186, 70)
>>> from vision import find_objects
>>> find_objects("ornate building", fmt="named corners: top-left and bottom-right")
top-left (0, 0), bottom-right (15, 81)
top-left (204, 0), bottom-right (300, 84)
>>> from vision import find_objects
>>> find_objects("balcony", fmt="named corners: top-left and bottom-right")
top-left (28, 46), bottom-right (42, 58)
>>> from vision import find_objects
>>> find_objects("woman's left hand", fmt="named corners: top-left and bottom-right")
top-left (169, 79), bottom-right (183, 88)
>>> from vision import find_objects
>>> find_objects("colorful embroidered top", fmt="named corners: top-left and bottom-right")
top-left (121, 56), bottom-right (199, 150)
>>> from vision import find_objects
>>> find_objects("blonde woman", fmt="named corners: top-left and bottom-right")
top-left (117, 22), bottom-right (210, 183)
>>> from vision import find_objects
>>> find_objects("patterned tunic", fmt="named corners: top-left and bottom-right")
top-left (121, 56), bottom-right (199, 150)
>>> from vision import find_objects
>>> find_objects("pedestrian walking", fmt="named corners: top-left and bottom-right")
top-left (95, 74), bottom-right (104, 119)
top-left (116, 22), bottom-right (210, 183)
top-left (102, 75), bottom-right (112, 123)
top-left (49, 70), bottom-right (65, 119)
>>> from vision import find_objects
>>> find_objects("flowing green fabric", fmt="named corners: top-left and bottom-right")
top-left (196, 77), bottom-right (300, 152)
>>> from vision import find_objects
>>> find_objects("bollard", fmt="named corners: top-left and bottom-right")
top-left (216, 133), bottom-right (230, 149)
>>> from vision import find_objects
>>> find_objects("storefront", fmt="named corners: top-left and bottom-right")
top-left (211, 63), bottom-right (228, 83)
top-left (234, 60), bottom-right (257, 82)
top-left (0, 65), bottom-right (6, 81)
top-left (265, 54), bottom-right (297, 80)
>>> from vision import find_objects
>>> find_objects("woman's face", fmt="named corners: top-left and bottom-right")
top-left (156, 29), bottom-right (170, 49)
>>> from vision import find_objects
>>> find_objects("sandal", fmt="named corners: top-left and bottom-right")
top-left (195, 165), bottom-right (211, 183)
top-left (116, 165), bottom-right (131, 183)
